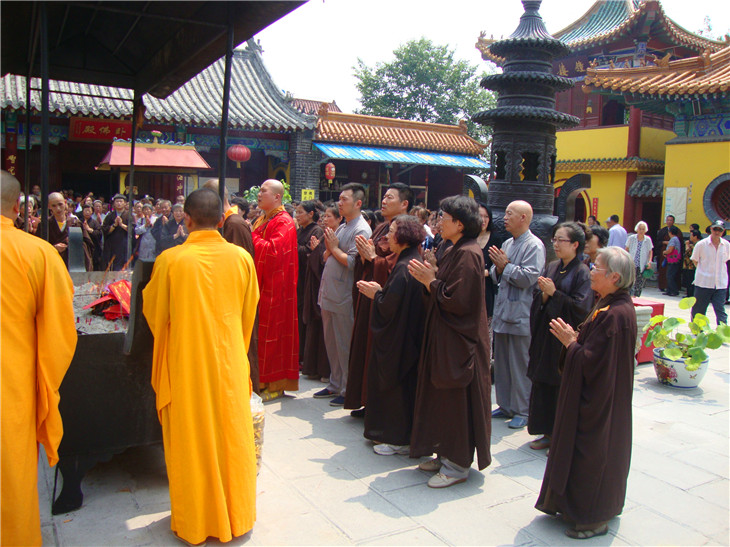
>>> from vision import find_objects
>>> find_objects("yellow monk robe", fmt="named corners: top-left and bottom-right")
top-left (143, 229), bottom-right (259, 544)
top-left (1, 215), bottom-right (77, 546)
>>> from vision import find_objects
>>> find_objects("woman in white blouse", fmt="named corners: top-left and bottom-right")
top-left (625, 221), bottom-right (653, 297)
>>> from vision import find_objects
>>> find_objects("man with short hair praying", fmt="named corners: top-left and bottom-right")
top-left (101, 193), bottom-right (130, 270)
top-left (48, 191), bottom-right (72, 267)
top-left (314, 183), bottom-right (372, 406)
top-left (143, 188), bottom-right (259, 545)
top-left (251, 179), bottom-right (299, 400)
top-left (1, 170), bottom-right (77, 546)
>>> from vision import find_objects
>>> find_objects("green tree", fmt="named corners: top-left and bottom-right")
top-left (354, 38), bottom-right (496, 153)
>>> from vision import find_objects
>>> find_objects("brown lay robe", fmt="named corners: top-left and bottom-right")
top-left (301, 239), bottom-right (330, 379)
top-left (48, 216), bottom-right (69, 268)
top-left (81, 217), bottom-right (103, 271)
top-left (297, 222), bottom-right (323, 360)
top-left (410, 237), bottom-right (492, 470)
top-left (364, 246), bottom-right (425, 446)
top-left (222, 207), bottom-right (260, 393)
top-left (527, 257), bottom-right (593, 436)
top-left (344, 220), bottom-right (395, 409)
top-left (536, 290), bottom-right (637, 525)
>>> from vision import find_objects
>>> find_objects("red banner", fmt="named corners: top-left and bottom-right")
top-left (592, 197), bottom-right (599, 216)
top-left (69, 117), bottom-right (132, 142)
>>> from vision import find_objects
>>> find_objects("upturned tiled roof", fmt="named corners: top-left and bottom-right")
top-left (315, 111), bottom-right (486, 155)
top-left (555, 156), bottom-right (664, 173)
top-left (552, 0), bottom-right (726, 53)
top-left (0, 41), bottom-right (315, 132)
top-left (289, 98), bottom-right (341, 116)
top-left (583, 46), bottom-right (730, 97)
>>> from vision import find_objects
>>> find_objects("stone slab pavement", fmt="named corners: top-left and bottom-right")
top-left (37, 286), bottom-right (729, 546)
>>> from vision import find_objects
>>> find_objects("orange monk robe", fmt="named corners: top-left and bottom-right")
top-left (143, 230), bottom-right (260, 544)
top-left (1, 216), bottom-right (77, 546)
top-left (251, 207), bottom-right (299, 391)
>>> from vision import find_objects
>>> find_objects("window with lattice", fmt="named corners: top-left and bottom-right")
top-left (711, 179), bottom-right (730, 220)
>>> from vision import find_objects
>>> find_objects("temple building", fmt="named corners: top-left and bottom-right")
top-left (477, 0), bottom-right (727, 234)
top-left (2, 40), bottom-right (488, 208)
top-left (583, 45), bottom-right (730, 228)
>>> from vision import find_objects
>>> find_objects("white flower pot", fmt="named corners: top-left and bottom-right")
top-left (653, 348), bottom-right (709, 388)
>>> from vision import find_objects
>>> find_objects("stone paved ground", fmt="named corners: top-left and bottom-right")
top-left (38, 286), bottom-right (729, 546)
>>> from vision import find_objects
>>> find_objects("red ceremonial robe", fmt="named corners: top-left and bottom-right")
top-left (252, 207), bottom-right (299, 390)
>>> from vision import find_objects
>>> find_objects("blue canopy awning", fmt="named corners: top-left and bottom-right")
top-left (314, 143), bottom-right (489, 169)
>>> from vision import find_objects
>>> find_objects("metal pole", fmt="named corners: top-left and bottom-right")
top-left (127, 94), bottom-right (139, 262)
top-left (39, 1), bottom-right (49, 241)
top-left (24, 68), bottom-right (32, 232)
top-left (218, 14), bottom-right (234, 208)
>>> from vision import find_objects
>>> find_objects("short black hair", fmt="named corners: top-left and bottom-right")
top-left (669, 225), bottom-right (681, 237)
top-left (361, 209), bottom-right (376, 227)
top-left (439, 195), bottom-right (481, 239)
top-left (299, 200), bottom-right (321, 222)
top-left (340, 182), bottom-right (365, 205)
top-left (666, 214), bottom-right (675, 221)
top-left (475, 200), bottom-right (495, 232)
top-left (388, 182), bottom-right (413, 208)
top-left (184, 188), bottom-right (222, 228)
top-left (690, 229), bottom-right (702, 239)
top-left (588, 225), bottom-right (609, 247)
top-left (392, 214), bottom-right (426, 247)
top-left (553, 221), bottom-right (588, 255)
top-left (230, 197), bottom-right (250, 216)
top-left (610, 214), bottom-right (620, 223)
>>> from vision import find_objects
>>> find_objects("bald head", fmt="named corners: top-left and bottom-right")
top-left (504, 200), bottom-right (534, 237)
top-left (257, 179), bottom-right (284, 213)
top-left (202, 179), bottom-right (229, 203)
top-left (184, 188), bottom-right (222, 229)
top-left (1, 170), bottom-right (21, 218)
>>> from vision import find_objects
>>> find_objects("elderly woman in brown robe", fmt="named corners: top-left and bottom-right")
top-left (537, 246), bottom-right (637, 539)
top-left (356, 215), bottom-right (425, 456)
top-left (407, 196), bottom-right (491, 488)
top-left (300, 205), bottom-right (338, 381)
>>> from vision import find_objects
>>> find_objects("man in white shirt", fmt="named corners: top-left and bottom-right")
top-left (691, 220), bottom-right (730, 325)
top-left (606, 214), bottom-right (628, 248)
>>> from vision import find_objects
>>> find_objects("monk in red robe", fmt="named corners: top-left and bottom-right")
top-left (251, 179), bottom-right (299, 400)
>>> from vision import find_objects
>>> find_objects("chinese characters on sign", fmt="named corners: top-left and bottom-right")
top-left (69, 117), bottom-right (132, 142)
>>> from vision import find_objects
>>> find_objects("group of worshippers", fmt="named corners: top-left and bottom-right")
top-left (3, 161), bottom-right (644, 543)
top-left (42, 191), bottom-right (191, 271)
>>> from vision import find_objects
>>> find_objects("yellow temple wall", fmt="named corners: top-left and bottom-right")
top-left (663, 140), bottom-right (730, 230)
top-left (639, 128), bottom-right (675, 161)
top-left (556, 126), bottom-right (628, 160)
top-left (556, 170), bottom-right (627, 222)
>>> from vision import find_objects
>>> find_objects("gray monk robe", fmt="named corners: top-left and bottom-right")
top-left (364, 246), bottom-right (425, 446)
top-left (344, 220), bottom-right (395, 410)
top-left (410, 237), bottom-right (491, 470)
top-left (527, 257), bottom-right (593, 436)
top-left (536, 290), bottom-right (636, 525)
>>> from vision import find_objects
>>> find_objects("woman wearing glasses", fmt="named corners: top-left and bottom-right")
top-left (526, 222), bottom-right (593, 451)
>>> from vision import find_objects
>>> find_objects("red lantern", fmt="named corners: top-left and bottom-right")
top-left (227, 144), bottom-right (251, 168)
top-left (325, 162), bottom-right (336, 185)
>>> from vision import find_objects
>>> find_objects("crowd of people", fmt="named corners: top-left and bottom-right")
top-left (4, 168), bottom-right (729, 544)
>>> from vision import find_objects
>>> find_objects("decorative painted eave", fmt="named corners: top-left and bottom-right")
top-left (552, 0), bottom-right (727, 54)
top-left (0, 41), bottom-right (316, 133)
top-left (315, 111), bottom-right (486, 156)
top-left (583, 45), bottom-right (730, 98)
top-left (555, 156), bottom-right (664, 173)
top-left (628, 175), bottom-right (664, 197)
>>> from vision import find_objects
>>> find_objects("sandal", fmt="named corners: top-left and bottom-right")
top-left (529, 436), bottom-right (551, 450)
top-left (564, 525), bottom-right (608, 540)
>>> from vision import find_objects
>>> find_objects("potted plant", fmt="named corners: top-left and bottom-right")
top-left (643, 297), bottom-right (730, 388)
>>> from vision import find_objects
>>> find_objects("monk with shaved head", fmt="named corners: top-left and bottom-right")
top-left (143, 188), bottom-right (260, 543)
top-left (488, 200), bottom-right (546, 430)
top-left (251, 179), bottom-right (299, 400)
top-left (1, 171), bottom-right (77, 545)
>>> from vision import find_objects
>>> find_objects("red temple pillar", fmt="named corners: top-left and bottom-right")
top-left (623, 106), bottom-right (642, 229)
top-left (3, 112), bottom-right (18, 177)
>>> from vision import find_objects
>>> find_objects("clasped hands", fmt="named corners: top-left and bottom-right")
top-left (488, 246), bottom-right (509, 273)
top-left (355, 234), bottom-right (376, 262)
top-left (407, 259), bottom-right (436, 290)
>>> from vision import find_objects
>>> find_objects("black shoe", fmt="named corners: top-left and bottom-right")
top-left (350, 408), bottom-right (365, 418)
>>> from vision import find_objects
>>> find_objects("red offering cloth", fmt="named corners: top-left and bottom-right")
top-left (632, 297), bottom-right (665, 363)
top-left (108, 279), bottom-right (132, 315)
top-left (252, 209), bottom-right (299, 385)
